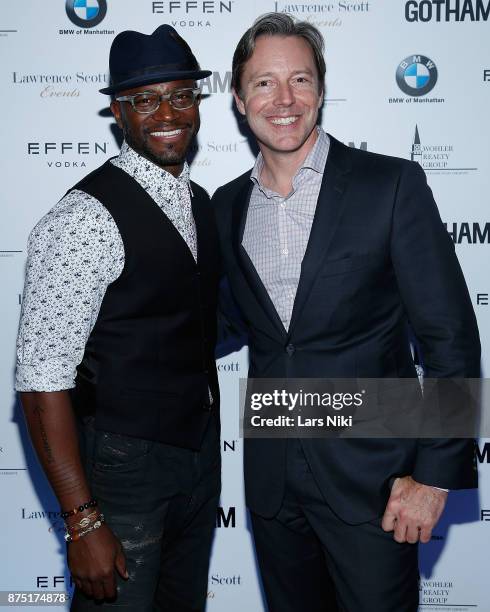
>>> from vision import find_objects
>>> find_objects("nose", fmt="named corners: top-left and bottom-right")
top-left (273, 81), bottom-right (295, 107)
top-left (152, 97), bottom-right (179, 122)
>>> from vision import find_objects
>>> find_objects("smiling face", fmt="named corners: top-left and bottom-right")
top-left (233, 35), bottom-right (323, 161)
top-left (110, 79), bottom-right (200, 177)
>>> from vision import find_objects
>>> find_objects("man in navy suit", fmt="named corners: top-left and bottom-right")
top-left (212, 12), bottom-right (479, 612)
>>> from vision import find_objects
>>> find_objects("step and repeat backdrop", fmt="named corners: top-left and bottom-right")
top-left (0, 1), bottom-right (489, 610)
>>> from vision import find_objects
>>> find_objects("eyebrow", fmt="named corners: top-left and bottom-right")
top-left (247, 68), bottom-right (315, 81)
top-left (247, 71), bottom-right (274, 81)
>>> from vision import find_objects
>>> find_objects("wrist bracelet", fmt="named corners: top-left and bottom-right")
top-left (64, 513), bottom-right (105, 543)
top-left (60, 498), bottom-right (98, 520)
top-left (65, 511), bottom-right (99, 532)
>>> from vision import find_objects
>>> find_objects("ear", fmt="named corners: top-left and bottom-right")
top-left (110, 100), bottom-right (124, 129)
top-left (232, 88), bottom-right (246, 116)
top-left (317, 87), bottom-right (324, 109)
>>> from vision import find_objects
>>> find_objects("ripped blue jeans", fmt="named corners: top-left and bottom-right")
top-left (71, 417), bottom-right (220, 611)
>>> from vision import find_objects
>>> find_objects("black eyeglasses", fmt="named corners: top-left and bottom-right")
top-left (116, 88), bottom-right (201, 113)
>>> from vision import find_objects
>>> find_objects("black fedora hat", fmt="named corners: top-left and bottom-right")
top-left (100, 24), bottom-right (211, 95)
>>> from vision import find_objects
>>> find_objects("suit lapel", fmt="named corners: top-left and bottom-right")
top-left (287, 136), bottom-right (352, 337)
top-left (232, 178), bottom-right (287, 338)
top-left (230, 135), bottom-right (352, 340)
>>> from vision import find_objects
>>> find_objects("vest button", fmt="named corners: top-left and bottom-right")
top-left (285, 343), bottom-right (295, 356)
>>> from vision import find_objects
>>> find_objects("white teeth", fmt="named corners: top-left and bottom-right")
top-left (151, 129), bottom-right (183, 137)
top-left (270, 116), bottom-right (298, 125)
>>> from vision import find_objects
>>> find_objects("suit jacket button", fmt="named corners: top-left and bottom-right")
top-left (285, 343), bottom-right (295, 356)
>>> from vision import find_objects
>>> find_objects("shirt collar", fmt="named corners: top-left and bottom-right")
top-left (113, 141), bottom-right (192, 195)
top-left (250, 127), bottom-right (330, 198)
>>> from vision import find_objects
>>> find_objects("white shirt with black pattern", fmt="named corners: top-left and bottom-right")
top-left (15, 142), bottom-right (197, 393)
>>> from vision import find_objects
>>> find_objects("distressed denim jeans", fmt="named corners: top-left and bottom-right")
top-left (71, 417), bottom-right (220, 611)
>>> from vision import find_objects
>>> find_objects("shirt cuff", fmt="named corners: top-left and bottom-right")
top-left (15, 360), bottom-right (76, 392)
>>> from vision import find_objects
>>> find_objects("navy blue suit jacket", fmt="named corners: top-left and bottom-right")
top-left (212, 135), bottom-right (480, 523)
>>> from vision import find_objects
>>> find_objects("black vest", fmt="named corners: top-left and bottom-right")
top-left (70, 160), bottom-right (220, 450)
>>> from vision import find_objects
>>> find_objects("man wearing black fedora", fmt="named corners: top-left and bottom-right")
top-left (16, 25), bottom-right (220, 610)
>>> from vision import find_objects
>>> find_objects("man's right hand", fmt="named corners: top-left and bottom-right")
top-left (19, 391), bottom-right (129, 600)
top-left (19, 392), bottom-right (129, 600)
top-left (68, 524), bottom-right (128, 600)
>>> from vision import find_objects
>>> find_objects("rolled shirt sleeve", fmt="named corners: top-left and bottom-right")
top-left (15, 190), bottom-right (124, 392)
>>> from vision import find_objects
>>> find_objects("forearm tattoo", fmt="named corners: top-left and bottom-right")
top-left (32, 405), bottom-right (55, 465)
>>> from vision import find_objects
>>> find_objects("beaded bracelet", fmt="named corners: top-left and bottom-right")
top-left (64, 513), bottom-right (105, 543)
top-left (66, 511), bottom-right (99, 532)
top-left (64, 511), bottom-right (101, 537)
top-left (60, 498), bottom-right (98, 520)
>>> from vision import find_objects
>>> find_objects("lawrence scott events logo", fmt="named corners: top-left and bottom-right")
top-left (273, 1), bottom-right (370, 28)
top-left (12, 71), bottom-right (109, 99)
top-left (66, 0), bottom-right (107, 28)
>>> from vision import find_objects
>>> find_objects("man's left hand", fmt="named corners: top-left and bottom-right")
top-left (381, 476), bottom-right (448, 544)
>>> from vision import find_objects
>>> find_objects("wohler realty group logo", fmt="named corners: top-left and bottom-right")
top-left (410, 125), bottom-right (477, 175)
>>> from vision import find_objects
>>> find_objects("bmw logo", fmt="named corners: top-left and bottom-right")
top-left (396, 55), bottom-right (438, 97)
top-left (65, 0), bottom-right (107, 28)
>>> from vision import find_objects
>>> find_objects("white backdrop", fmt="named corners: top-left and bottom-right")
top-left (1, 1), bottom-right (489, 610)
